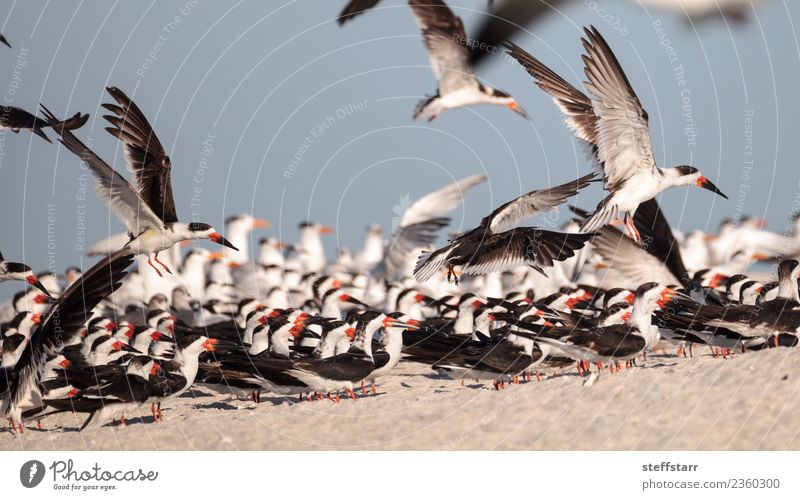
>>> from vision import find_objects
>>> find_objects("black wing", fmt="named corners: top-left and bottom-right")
top-left (461, 228), bottom-right (594, 276)
top-left (337, 0), bottom-right (382, 25)
top-left (102, 86), bottom-right (177, 224)
top-left (633, 198), bottom-right (689, 284)
top-left (8, 249), bottom-right (135, 408)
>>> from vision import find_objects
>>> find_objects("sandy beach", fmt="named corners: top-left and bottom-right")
top-left (4, 346), bottom-right (799, 451)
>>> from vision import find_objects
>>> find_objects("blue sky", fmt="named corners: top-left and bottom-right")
top-left (0, 0), bottom-right (798, 299)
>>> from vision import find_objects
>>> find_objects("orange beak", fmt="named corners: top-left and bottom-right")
top-left (208, 252), bottom-right (225, 260)
top-left (34, 294), bottom-right (48, 304)
top-left (382, 316), bottom-right (396, 328)
top-left (331, 279), bottom-right (341, 289)
top-left (288, 325), bottom-right (303, 337)
top-left (751, 252), bottom-right (772, 262)
top-left (31, 313), bottom-right (42, 325)
top-left (622, 311), bottom-right (632, 322)
top-left (151, 332), bottom-right (163, 341)
top-left (565, 297), bottom-right (581, 309)
top-left (708, 273), bottom-right (728, 289)
top-left (345, 327), bottom-right (357, 339)
top-left (657, 288), bottom-right (677, 308)
top-left (150, 363), bottom-right (161, 376)
top-left (26, 275), bottom-right (38, 285)
top-left (471, 300), bottom-right (483, 308)
top-left (59, 359), bottom-right (71, 369)
top-left (111, 341), bottom-right (124, 351)
top-left (414, 293), bottom-right (426, 303)
top-left (252, 218), bottom-right (270, 229)
top-left (339, 293), bottom-right (352, 302)
top-left (202, 338), bottom-right (219, 351)
top-left (625, 293), bottom-right (635, 305)
top-left (407, 319), bottom-right (421, 326)
top-left (318, 226), bottom-right (333, 234)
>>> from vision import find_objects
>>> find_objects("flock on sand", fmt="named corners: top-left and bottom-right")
top-left (1, 1), bottom-right (796, 433)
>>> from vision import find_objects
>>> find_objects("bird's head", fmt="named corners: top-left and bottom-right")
top-left (672, 165), bottom-right (727, 199)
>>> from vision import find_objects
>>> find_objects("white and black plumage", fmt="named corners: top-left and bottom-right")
top-left (41, 102), bottom-right (237, 276)
top-left (384, 173), bottom-right (486, 281)
top-left (2, 248), bottom-right (135, 426)
top-left (0, 251), bottom-right (52, 297)
top-left (504, 27), bottom-right (726, 243)
top-left (414, 173), bottom-right (597, 283)
top-left (409, 0), bottom-right (527, 121)
top-left (0, 105), bottom-right (87, 143)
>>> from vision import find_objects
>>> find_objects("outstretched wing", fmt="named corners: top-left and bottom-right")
top-left (103, 86), bottom-right (177, 224)
top-left (409, 0), bottom-right (477, 94)
top-left (462, 228), bottom-right (594, 276)
top-left (581, 26), bottom-right (657, 192)
top-left (387, 173), bottom-right (486, 280)
top-left (8, 249), bottom-right (135, 409)
top-left (337, 0), bottom-right (382, 25)
top-left (486, 172), bottom-right (597, 233)
top-left (504, 41), bottom-right (597, 145)
top-left (41, 105), bottom-right (164, 235)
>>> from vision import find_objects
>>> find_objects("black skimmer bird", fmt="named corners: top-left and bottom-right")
top-left (688, 260), bottom-right (800, 344)
top-left (409, 0), bottom-right (527, 121)
top-left (385, 173), bottom-right (486, 281)
top-left (287, 311), bottom-right (392, 397)
top-left (414, 173), bottom-right (596, 283)
top-left (2, 249), bottom-right (135, 430)
top-left (535, 282), bottom-right (675, 371)
top-left (0, 105), bottom-right (87, 143)
top-left (0, 252), bottom-right (52, 296)
top-left (42, 99), bottom-right (237, 276)
top-left (39, 357), bottom-right (161, 429)
top-left (504, 28), bottom-right (727, 243)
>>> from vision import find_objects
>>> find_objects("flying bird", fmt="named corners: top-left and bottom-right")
top-left (414, 173), bottom-right (596, 283)
top-left (0, 105), bottom-right (88, 143)
top-left (41, 98), bottom-right (238, 276)
top-left (504, 27), bottom-right (726, 244)
top-left (409, 0), bottom-right (527, 121)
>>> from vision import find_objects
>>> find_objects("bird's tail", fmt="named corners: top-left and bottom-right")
top-left (580, 197), bottom-right (618, 233)
top-left (413, 95), bottom-right (443, 121)
top-left (49, 111), bottom-right (90, 132)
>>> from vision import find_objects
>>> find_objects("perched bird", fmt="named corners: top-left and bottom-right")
top-left (504, 27), bottom-right (726, 244)
top-left (414, 173), bottom-right (596, 283)
top-left (409, 0), bottom-right (527, 121)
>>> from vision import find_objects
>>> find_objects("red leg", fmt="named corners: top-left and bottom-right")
top-left (153, 252), bottom-right (172, 275)
top-left (147, 257), bottom-right (163, 277)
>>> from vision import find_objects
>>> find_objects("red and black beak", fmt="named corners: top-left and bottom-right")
top-left (209, 232), bottom-right (239, 251)
top-left (696, 176), bottom-right (728, 199)
top-left (202, 337), bottom-right (220, 352)
top-left (26, 275), bottom-right (53, 298)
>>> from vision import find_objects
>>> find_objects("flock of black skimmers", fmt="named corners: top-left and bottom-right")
top-left (1, 1), bottom-right (796, 434)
